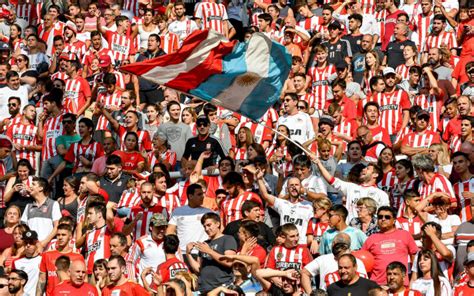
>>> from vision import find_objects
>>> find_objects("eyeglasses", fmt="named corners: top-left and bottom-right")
top-left (0, 284), bottom-right (6, 288)
top-left (297, 105), bottom-right (306, 110)
top-left (16, 59), bottom-right (25, 63)
top-left (417, 117), bottom-right (429, 122)
top-left (377, 214), bottom-right (393, 220)
top-left (283, 98), bottom-right (293, 102)
top-left (7, 103), bottom-right (17, 107)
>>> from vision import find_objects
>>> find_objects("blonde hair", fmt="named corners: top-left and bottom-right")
top-left (313, 197), bottom-right (332, 210)
top-left (356, 197), bottom-right (377, 215)
top-left (430, 143), bottom-right (450, 165)
top-left (317, 138), bottom-right (332, 152)
top-left (3, 205), bottom-right (21, 226)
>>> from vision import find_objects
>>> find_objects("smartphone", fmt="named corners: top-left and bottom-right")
top-left (206, 143), bottom-right (211, 152)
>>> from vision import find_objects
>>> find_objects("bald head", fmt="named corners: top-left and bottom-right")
top-left (69, 260), bottom-right (86, 286)
top-left (333, 232), bottom-right (351, 246)
top-left (460, 141), bottom-right (474, 163)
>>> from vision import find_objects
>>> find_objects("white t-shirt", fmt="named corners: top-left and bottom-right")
top-left (168, 19), bottom-right (199, 44)
top-left (427, 214), bottom-right (461, 245)
top-left (272, 198), bottom-right (314, 244)
top-left (277, 111), bottom-right (315, 144)
top-left (0, 85), bottom-right (30, 121)
top-left (168, 205), bottom-right (213, 252)
top-left (331, 178), bottom-right (390, 222)
top-left (281, 174), bottom-right (327, 197)
top-left (304, 253), bottom-right (367, 290)
top-left (11, 255), bottom-right (42, 296)
top-left (411, 245), bottom-right (456, 280)
top-left (410, 276), bottom-right (452, 296)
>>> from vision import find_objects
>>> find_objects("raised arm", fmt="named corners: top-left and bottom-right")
top-left (256, 168), bottom-right (276, 205)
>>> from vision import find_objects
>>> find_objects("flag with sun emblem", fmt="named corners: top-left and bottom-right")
top-left (120, 29), bottom-right (291, 121)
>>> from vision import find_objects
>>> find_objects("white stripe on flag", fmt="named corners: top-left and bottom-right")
top-left (211, 33), bottom-right (271, 111)
top-left (141, 30), bottom-right (227, 84)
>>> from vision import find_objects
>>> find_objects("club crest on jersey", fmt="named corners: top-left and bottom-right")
top-left (277, 252), bottom-right (283, 260)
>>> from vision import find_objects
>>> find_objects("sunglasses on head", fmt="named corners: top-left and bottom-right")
top-left (377, 214), bottom-right (393, 220)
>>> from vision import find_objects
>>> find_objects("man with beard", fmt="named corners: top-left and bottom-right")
top-left (103, 255), bottom-right (148, 295)
top-left (0, 62), bottom-right (9, 88)
top-left (0, 71), bottom-right (29, 120)
top-left (52, 260), bottom-right (98, 295)
top-left (356, 125), bottom-right (387, 163)
top-left (452, 152), bottom-right (474, 223)
top-left (62, 21), bottom-right (87, 61)
top-left (327, 254), bottom-right (379, 295)
top-left (277, 93), bottom-right (314, 144)
top-left (425, 47), bottom-right (453, 80)
top-left (168, 2), bottom-right (199, 46)
top-left (423, 14), bottom-right (457, 65)
top-left (7, 269), bottom-right (28, 296)
top-left (0, 97), bottom-right (21, 133)
top-left (386, 262), bottom-right (422, 295)
top-left (82, 32), bottom-right (115, 78)
top-left (385, 23), bottom-right (416, 69)
top-left (12, 231), bottom-right (43, 295)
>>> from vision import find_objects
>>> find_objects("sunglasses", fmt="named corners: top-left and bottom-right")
top-left (297, 106), bottom-right (306, 110)
top-left (7, 103), bottom-right (17, 107)
top-left (197, 122), bottom-right (208, 127)
top-left (283, 98), bottom-right (293, 102)
top-left (16, 59), bottom-right (24, 62)
top-left (377, 214), bottom-right (393, 220)
top-left (0, 284), bottom-right (6, 288)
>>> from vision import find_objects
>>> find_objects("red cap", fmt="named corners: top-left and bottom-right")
top-left (0, 138), bottom-right (12, 149)
top-left (99, 55), bottom-right (112, 67)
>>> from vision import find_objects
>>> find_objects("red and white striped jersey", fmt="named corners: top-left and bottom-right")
top-left (104, 31), bottom-right (133, 63)
top-left (266, 245), bottom-right (312, 270)
top-left (307, 64), bottom-right (336, 110)
top-left (449, 136), bottom-right (463, 154)
top-left (194, 1), bottom-right (229, 35)
top-left (6, 122), bottom-right (39, 169)
top-left (333, 119), bottom-right (358, 140)
top-left (41, 114), bottom-right (64, 161)
top-left (147, 150), bottom-right (177, 169)
top-left (360, 0), bottom-right (376, 14)
top-left (374, 10), bottom-right (387, 43)
top-left (325, 271), bottom-right (367, 288)
top-left (306, 218), bottom-right (329, 238)
top-left (378, 169), bottom-right (397, 193)
top-left (118, 127), bottom-right (152, 152)
top-left (230, 147), bottom-right (247, 161)
top-left (85, 225), bottom-right (112, 274)
top-left (96, 91), bottom-right (122, 131)
top-left (82, 47), bottom-right (115, 71)
top-left (15, 2), bottom-right (34, 24)
top-left (64, 141), bottom-right (104, 173)
top-left (454, 178), bottom-right (474, 223)
top-left (155, 193), bottom-right (181, 218)
top-left (160, 32), bottom-right (179, 54)
top-left (391, 178), bottom-right (416, 210)
top-left (62, 40), bottom-right (87, 61)
top-left (413, 13), bottom-right (433, 52)
top-left (418, 173), bottom-right (456, 203)
top-left (128, 204), bottom-right (168, 240)
top-left (38, 21), bottom-right (65, 56)
top-left (238, 121), bottom-right (273, 146)
top-left (123, 0), bottom-right (140, 15)
top-left (424, 31), bottom-right (457, 52)
top-left (221, 192), bottom-right (263, 226)
top-left (50, 71), bottom-right (69, 82)
top-left (396, 215), bottom-right (423, 237)
top-left (118, 188), bottom-right (141, 208)
top-left (401, 130), bottom-right (441, 149)
top-left (0, 114), bottom-right (22, 134)
top-left (168, 180), bottom-right (190, 205)
top-left (298, 16), bottom-right (321, 34)
top-left (314, 23), bottom-right (330, 41)
top-left (76, 196), bottom-right (89, 224)
top-left (413, 93), bottom-right (443, 132)
top-left (388, 290), bottom-right (423, 296)
top-left (377, 90), bottom-right (411, 135)
top-left (63, 77), bottom-right (92, 114)
top-left (396, 64), bottom-right (411, 80)
top-left (156, 258), bottom-right (189, 284)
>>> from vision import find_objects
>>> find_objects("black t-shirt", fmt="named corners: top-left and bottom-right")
top-left (198, 234), bottom-right (238, 293)
top-left (322, 39), bottom-right (352, 65)
top-left (182, 135), bottom-right (226, 168)
top-left (352, 49), bottom-right (384, 84)
top-left (327, 277), bottom-right (380, 296)
top-left (99, 172), bottom-right (131, 203)
top-left (223, 219), bottom-right (276, 251)
top-left (386, 39), bottom-right (417, 69)
top-left (344, 34), bottom-right (364, 56)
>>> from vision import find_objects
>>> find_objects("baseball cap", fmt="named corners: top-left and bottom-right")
top-left (22, 230), bottom-right (38, 242)
top-left (466, 252), bottom-right (474, 264)
top-left (382, 67), bottom-right (396, 76)
top-left (99, 55), bottom-right (112, 67)
top-left (318, 115), bottom-right (335, 128)
top-left (0, 41), bottom-right (10, 51)
top-left (150, 213), bottom-right (168, 227)
top-left (65, 20), bottom-right (77, 34)
top-left (0, 137), bottom-right (13, 149)
top-left (345, 82), bottom-right (366, 99)
top-left (335, 61), bottom-right (348, 70)
top-left (417, 110), bottom-right (430, 119)
top-left (196, 115), bottom-right (210, 126)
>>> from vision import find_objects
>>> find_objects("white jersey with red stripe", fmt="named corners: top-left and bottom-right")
top-left (128, 204), bottom-right (168, 240)
top-left (105, 31), bottom-right (132, 63)
top-left (376, 90), bottom-right (411, 135)
top-left (449, 136), bottom-right (463, 154)
top-left (266, 245), bottom-right (311, 270)
top-left (96, 91), bottom-right (122, 131)
top-left (67, 141), bottom-right (103, 172)
top-left (391, 178), bottom-right (416, 210)
top-left (298, 16), bottom-right (321, 35)
top-left (374, 10), bottom-right (387, 43)
top-left (85, 225), bottom-right (111, 274)
top-left (424, 31), bottom-right (457, 53)
top-left (396, 215), bottom-right (423, 238)
top-left (0, 160), bottom-right (6, 208)
top-left (15, 2), bottom-right (34, 24)
top-left (168, 19), bottom-right (199, 45)
top-left (378, 169), bottom-right (397, 193)
top-left (147, 150), bottom-right (177, 170)
top-left (155, 193), bottom-right (181, 218)
top-left (38, 21), bottom-right (65, 56)
top-left (123, 0), bottom-right (140, 15)
top-left (306, 218), bottom-right (329, 238)
top-left (82, 47), bottom-right (115, 69)
top-left (6, 122), bottom-right (38, 169)
top-left (396, 64), bottom-right (411, 80)
top-left (62, 40), bottom-right (87, 61)
top-left (160, 32), bottom-right (179, 54)
top-left (360, 0), bottom-right (376, 14)
top-left (118, 188), bottom-right (141, 208)
top-left (454, 178), bottom-right (474, 223)
top-left (50, 71), bottom-right (69, 82)
top-left (413, 93), bottom-right (443, 132)
top-left (307, 64), bottom-right (336, 110)
top-left (401, 130), bottom-right (441, 149)
top-left (168, 180), bottom-right (190, 205)
top-left (221, 192), bottom-right (263, 226)
top-left (230, 147), bottom-right (247, 161)
top-left (41, 114), bottom-right (64, 161)
top-left (333, 119), bottom-right (357, 140)
top-left (63, 77), bottom-right (89, 114)
top-left (128, 235), bottom-right (166, 281)
top-left (194, 2), bottom-right (229, 35)
top-left (413, 13), bottom-right (433, 52)
top-left (418, 173), bottom-right (456, 202)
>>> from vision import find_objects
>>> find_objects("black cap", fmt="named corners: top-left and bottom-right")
top-left (417, 110), bottom-right (430, 119)
top-left (196, 115), bottom-right (210, 126)
top-left (336, 60), bottom-right (348, 70)
top-left (22, 230), bottom-right (38, 242)
top-left (319, 116), bottom-right (335, 128)
top-left (328, 21), bottom-right (343, 31)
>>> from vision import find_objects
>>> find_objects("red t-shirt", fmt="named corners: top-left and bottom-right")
top-left (52, 281), bottom-right (99, 296)
top-left (40, 250), bottom-right (84, 296)
top-left (102, 281), bottom-right (149, 296)
top-left (157, 257), bottom-right (189, 283)
top-left (112, 151), bottom-right (145, 171)
top-left (266, 245), bottom-right (312, 270)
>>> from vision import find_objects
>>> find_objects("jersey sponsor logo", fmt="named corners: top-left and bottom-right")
top-left (170, 268), bottom-right (188, 278)
top-left (13, 134), bottom-right (34, 141)
top-left (283, 215), bottom-right (303, 226)
top-left (290, 129), bottom-right (302, 136)
top-left (312, 81), bottom-right (329, 87)
top-left (380, 104), bottom-right (399, 111)
top-left (207, 16), bottom-right (222, 21)
top-left (112, 43), bottom-right (129, 54)
top-left (276, 261), bottom-right (302, 270)
top-left (87, 240), bottom-right (102, 253)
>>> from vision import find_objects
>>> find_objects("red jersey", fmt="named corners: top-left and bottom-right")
top-left (377, 90), bottom-right (411, 135)
top-left (414, 93), bottom-right (444, 132)
top-left (104, 31), bottom-right (135, 63)
top-left (64, 141), bottom-right (104, 173)
top-left (454, 178), bottom-right (474, 223)
top-left (160, 32), bottom-right (179, 54)
top-left (221, 192), bottom-right (263, 226)
top-left (424, 31), bottom-right (457, 53)
top-left (454, 281), bottom-right (474, 296)
top-left (6, 122), bottom-right (39, 170)
top-left (396, 215), bottom-right (423, 238)
top-left (306, 218), bottom-right (329, 238)
top-left (118, 126), bottom-right (152, 152)
top-left (418, 173), bottom-right (456, 204)
top-left (266, 245), bottom-right (312, 270)
top-left (307, 64), bottom-right (336, 110)
top-left (370, 125), bottom-right (391, 144)
top-left (157, 257), bottom-right (189, 283)
top-left (204, 175), bottom-right (224, 199)
top-left (128, 204), bottom-right (167, 240)
top-left (84, 225), bottom-right (112, 274)
top-left (40, 250), bottom-right (84, 296)
top-left (112, 151), bottom-right (145, 172)
top-left (194, 2), bottom-right (228, 35)
top-left (63, 77), bottom-right (91, 114)
top-left (52, 281), bottom-right (99, 296)
top-left (82, 47), bottom-right (115, 71)
top-left (401, 130), bottom-right (441, 149)
top-left (230, 147), bottom-right (247, 161)
top-left (102, 281), bottom-right (149, 296)
top-left (41, 114), bottom-right (64, 161)
top-left (96, 91), bottom-right (122, 131)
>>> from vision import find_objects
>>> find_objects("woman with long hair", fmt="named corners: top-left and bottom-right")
top-left (182, 107), bottom-right (197, 136)
top-left (4, 159), bottom-right (35, 213)
top-left (246, 142), bottom-right (266, 162)
top-left (362, 50), bottom-right (382, 93)
top-left (112, 132), bottom-right (146, 174)
top-left (0, 224), bottom-right (29, 272)
top-left (377, 147), bottom-right (397, 193)
top-left (396, 44), bottom-right (418, 80)
top-left (428, 143), bottom-right (452, 177)
top-left (0, 206), bottom-right (21, 253)
top-left (410, 249), bottom-right (452, 296)
top-left (229, 127), bottom-right (254, 161)
top-left (391, 159), bottom-right (416, 209)
top-left (91, 259), bottom-right (109, 290)
top-left (57, 176), bottom-right (80, 220)
top-left (136, 8), bottom-right (159, 51)
top-left (13, 54), bottom-right (37, 86)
